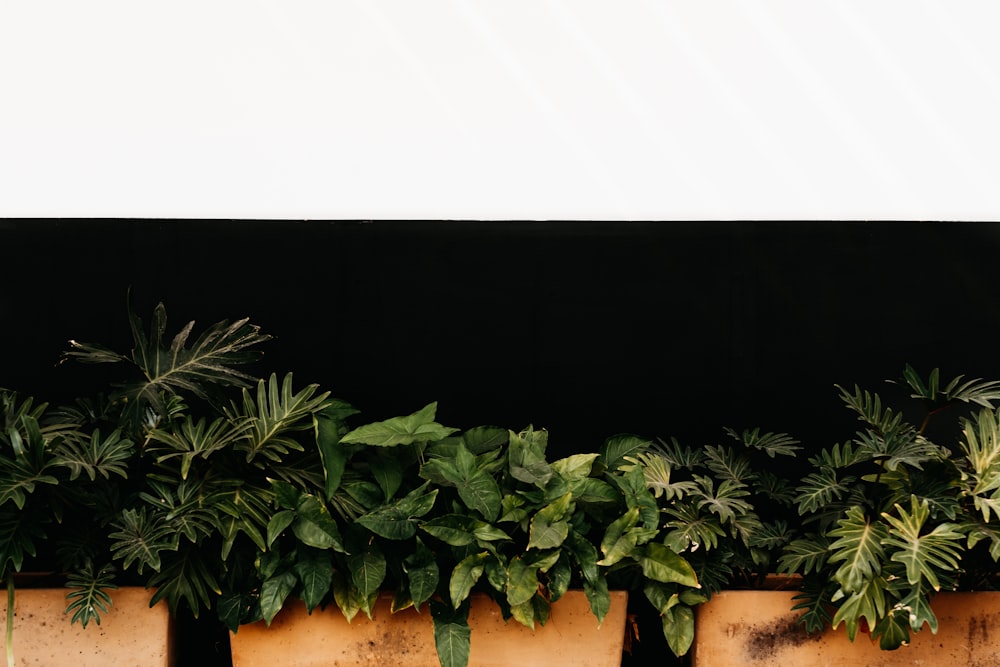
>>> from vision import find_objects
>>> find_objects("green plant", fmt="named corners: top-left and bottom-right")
top-left (2, 300), bottom-right (705, 667)
top-left (778, 365), bottom-right (1000, 649)
top-left (599, 427), bottom-right (802, 657)
top-left (235, 402), bottom-right (699, 667)
top-left (0, 301), bottom-right (335, 644)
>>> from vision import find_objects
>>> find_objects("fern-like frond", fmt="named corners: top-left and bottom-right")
top-left (109, 507), bottom-right (177, 573)
top-left (649, 437), bottom-right (704, 469)
top-left (147, 546), bottom-right (221, 617)
top-left (661, 502), bottom-right (727, 553)
top-left (53, 428), bottom-right (134, 481)
top-left (693, 475), bottom-right (752, 526)
top-left (724, 427), bottom-right (801, 458)
top-left (147, 416), bottom-right (250, 479)
top-left (777, 534), bottom-right (831, 576)
top-left (794, 467), bottom-right (853, 515)
top-left (806, 441), bottom-right (864, 470)
top-left (65, 561), bottom-right (118, 627)
top-left (0, 508), bottom-right (47, 575)
top-left (837, 384), bottom-right (906, 436)
top-left (228, 373), bottom-right (331, 464)
top-left (624, 452), bottom-right (698, 500)
top-left (702, 445), bottom-right (755, 485)
top-left (0, 415), bottom-right (59, 509)
top-left (64, 302), bottom-right (271, 416)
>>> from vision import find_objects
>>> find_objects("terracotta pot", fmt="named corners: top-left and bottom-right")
top-left (230, 590), bottom-right (628, 667)
top-left (0, 586), bottom-right (172, 667)
top-left (693, 589), bottom-right (1000, 666)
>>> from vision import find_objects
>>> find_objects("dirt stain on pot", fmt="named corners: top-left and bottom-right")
top-left (739, 614), bottom-right (822, 661)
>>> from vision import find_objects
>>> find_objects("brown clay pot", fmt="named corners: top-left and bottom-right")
top-left (230, 590), bottom-right (628, 667)
top-left (693, 589), bottom-right (1000, 666)
top-left (0, 586), bottom-right (172, 666)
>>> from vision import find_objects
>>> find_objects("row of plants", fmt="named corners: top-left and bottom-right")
top-left (4, 302), bottom-right (1000, 666)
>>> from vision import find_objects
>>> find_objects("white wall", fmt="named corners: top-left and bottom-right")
top-left (2, 1), bottom-right (998, 220)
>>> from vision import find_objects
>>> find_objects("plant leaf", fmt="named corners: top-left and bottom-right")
top-left (339, 403), bottom-right (458, 447)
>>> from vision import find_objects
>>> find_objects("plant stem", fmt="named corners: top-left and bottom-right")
top-left (5, 578), bottom-right (13, 667)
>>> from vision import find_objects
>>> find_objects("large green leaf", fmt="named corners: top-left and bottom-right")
top-left (638, 543), bottom-right (699, 588)
top-left (430, 600), bottom-right (471, 667)
top-left (347, 543), bottom-right (386, 598)
top-left (314, 400), bottom-right (360, 499)
top-left (599, 434), bottom-right (652, 471)
top-left (339, 403), bottom-right (458, 447)
top-left (596, 507), bottom-right (640, 567)
top-left (506, 556), bottom-right (540, 607)
top-left (527, 493), bottom-right (572, 550)
top-left (356, 484), bottom-right (438, 540)
top-left (452, 444), bottom-right (502, 521)
top-left (827, 505), bottom-right (889, 593)
top-left (402, 539), bottom-right (438, 610)
top-left (292, 494), bottom-right (344, 550)
top-left (882, 496), bottom-right (963, 589)
top-left (551, 453), bottom-right (599, 481)
top-left (450, 552), bottom-right (488, 608)
top-left (831, 575), bottom-right (889, 641)
top-left (662, 604), bottom-right (696, 657)
top-left (293, 548), bottom-right (334, 611)
top-left (260, 570), bottom-right (298, 625)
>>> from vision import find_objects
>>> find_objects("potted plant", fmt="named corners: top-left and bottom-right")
top-left (687, 366), bottom-right (1000, 665)
top-left (227, 402), bottom-right (700, 667)
top-left (595, 426), bottom-right (803, 660)
top-left (0, 300), bottom-right (332, 665)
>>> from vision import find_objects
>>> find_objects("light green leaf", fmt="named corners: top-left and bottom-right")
top-left (662, 605), bottom-right (695, 657)
top-left (339, 402), bottom-right (458, 447)
top-left (828, 505), bottom-right (889, 593)
top-left (639, 543), bottom-right (700, 588)
top-left (528, 493), bottom-right (572, 550)
top-left (597, 507), bottom-right (640, 567)
top-left (450, 552), bottom-right (488, 608)
top-left (506, 556), bottom-right (539, 607)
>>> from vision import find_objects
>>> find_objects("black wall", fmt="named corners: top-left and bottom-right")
top-left (5, 219), bottom-right (1000, 665)
top-left (4, 220), bottom-right (1000, 456)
